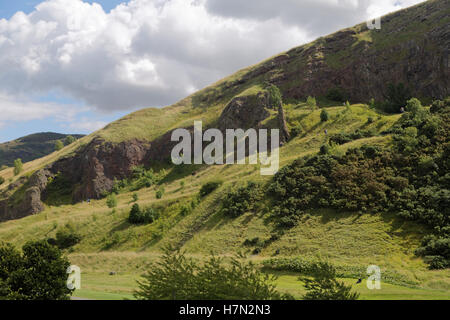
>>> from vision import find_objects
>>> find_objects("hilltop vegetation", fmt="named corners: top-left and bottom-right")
top-left (0, 132), bottom-right (84, 167)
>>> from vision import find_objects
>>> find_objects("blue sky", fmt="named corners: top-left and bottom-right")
top-left (0, 0), bottom-right (129, 142)
top-left (0, 0), bottom-right (124, 19)
top-left (0, 0), bottom-right (425, 143)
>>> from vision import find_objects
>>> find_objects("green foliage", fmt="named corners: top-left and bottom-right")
top-left (415, 228), bottom-right (450, 269)
top-left (128, 203), bottom-right (160, 224)
top-left (13, 158), bottom-right (23, 176)
top-left (54, 140), bottom-right (64, 151)
top-left (306, 96), bottom-right (317, 109)
top-left (319, 144), bottom-right (330, 155)
top-left (44, 173), bottom-right (73, 206)
top-left (0, 240), bottom-right (72, 300)
top-left (382, 83), bottom-right (411, 113)
top-left (222, 182), bottom-right (263, 218)
top-left (64, 135), bottom-right (76, 145)
top-left (155, 187), bottom-right (165, 199)
top-left (132, 193), bottom-right (139, 202)
top-left (329, 129), bottom-right (375, 145)
top-left (300, 261), bottom-right (359, 300)
top-left (269, 100), bottom-right (450, 267)
top-left (0, 176), bottom-right (4, 185)
top-left (326, 87), bottom-right (347, 103)
top-left (405, 98), bottom-right (423, 115)
top-left (290, 124), bottom-right (303, 139)
top-left (320, 109), bottom-right (329, 122)
top-left (267, 84), bottom-right (282, 107)
top-left (199, 180), bottom-right (223, 197)
top-left (48, 224), bottom-right (82, 250)
top-left (134, 247), bottom-right (290, 300)
top-left (106, 193), bottom-right (118, 208)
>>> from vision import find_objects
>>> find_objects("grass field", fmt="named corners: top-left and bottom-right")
top-left (71, 270), bottom-right (450, 300)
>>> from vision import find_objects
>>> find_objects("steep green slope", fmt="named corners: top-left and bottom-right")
top-left (0, 0), bottom-right (449, 300)
top-left (0, 132), bottom-right (84, 167)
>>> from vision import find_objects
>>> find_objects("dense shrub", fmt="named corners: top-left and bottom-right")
top-left (55, 229), bottom-right (81, 249)
top-left (155, 187), bottom-right (165, 199)
top-left (54, 140), bottom-right (64, 151)
top-left (13, 159), bottom-right (23, 176)
top-left (320, 109), bottom-right (329, 122)
top-left (134, 247), bottom-right (291, 300)
top-left (0, 176), bottom-right (4, 185)
top-left (0, 241), bottom-right (72, 300)
top-left (306, 96), bottom-right (317, 109)
top-left (326, 87), bottom-right (347, 102)
top-left (128, 203), bottom-right (160, 224)
top-left (382, 83), bottom-right (411, 113)
top-left (269, 98), bottom-right (450, 267)
top-left (222, 182), bottom-right (263, 218)
top-left (268, 84), bottom-right (282, 107)
top-left (329, 129), bottom-right (375, 145)
top-left (199, 180), bottom-right (223, 197)
top-left (106, 193), bottom-right (118, 208)
top-left (300, 261), bottom-right (359, 300)
top-left (64, 135), bottom-right (76, 145)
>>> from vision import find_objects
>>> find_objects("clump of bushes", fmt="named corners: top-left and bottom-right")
top-left (382, 82), bottom-right (411, 113)
top-left (134, 246), bottom-right (291, 300)
top-left (199, 180), bottom-right (223, 197)
top-left (268, 98), bottom-right (450, 268)
top-left (47, 224), bottom-right (81, 250)
top-left (106, 193), bottom-right (118, 208)
top-left (300, 261), bottom-right (359, 300)
top-left (326, 87), bottom-right (347, 103)
top-left (328, 129), bottom-right (375, 145)
top-left (155, 186), bottom-right (165, 199)
top-left (222, 182), bottom-right (263, 218)
top-left (128, 203), bottom-right (160, 224)
top-left (13, 159), bottom-right (23, 176)
top-left (320, 109), bottom-right (329, 122)
top-left (0, 240), bottom-right (73, 300)
top-left (267, 84), bottom-right (282, 108)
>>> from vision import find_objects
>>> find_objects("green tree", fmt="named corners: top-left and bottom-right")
top-left (135, 247), bottom-right (290, 300)
top-left (300, 262), bottom-right (359, 300)
top-left (405, 97), bottom-right (423, 115)
top-left (64, 135), bottom-right (76, 145)
top-left (128, 203), bottom-right (142, 224)
top-left (13, 159), bottom-right (23, 176)
top-left (106, 193), bottom-right (118, 208)
top-left (268, 84), bottom-right (282, 107)
top-left (383, 83), bottom-right (411, 113)
top-left (199, 180), bottom-right (223, 197)
top-left (55, 140), bottom-right (64, 151)
top-left (306, 96), bottom-right (317, 110)
top-left (0, 240), bottom-right (73, 300)
top-left (320, 109), bottom-right (329, 122)
top-left (155, 187), bottom-right (165, 199)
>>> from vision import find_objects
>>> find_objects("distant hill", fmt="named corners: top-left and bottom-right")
top-left (0, 132), bottom-right (84, 167)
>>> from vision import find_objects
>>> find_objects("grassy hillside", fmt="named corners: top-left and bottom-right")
top-left (0, 0), bottom-right (449, 300)
top-left (0, 104), bottom-right (449, 299)
top-left (0, 132), bottom-right (84, 168)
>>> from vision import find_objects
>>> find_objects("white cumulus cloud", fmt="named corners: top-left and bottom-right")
top-left (0, 0), bottom-right (426, 115)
